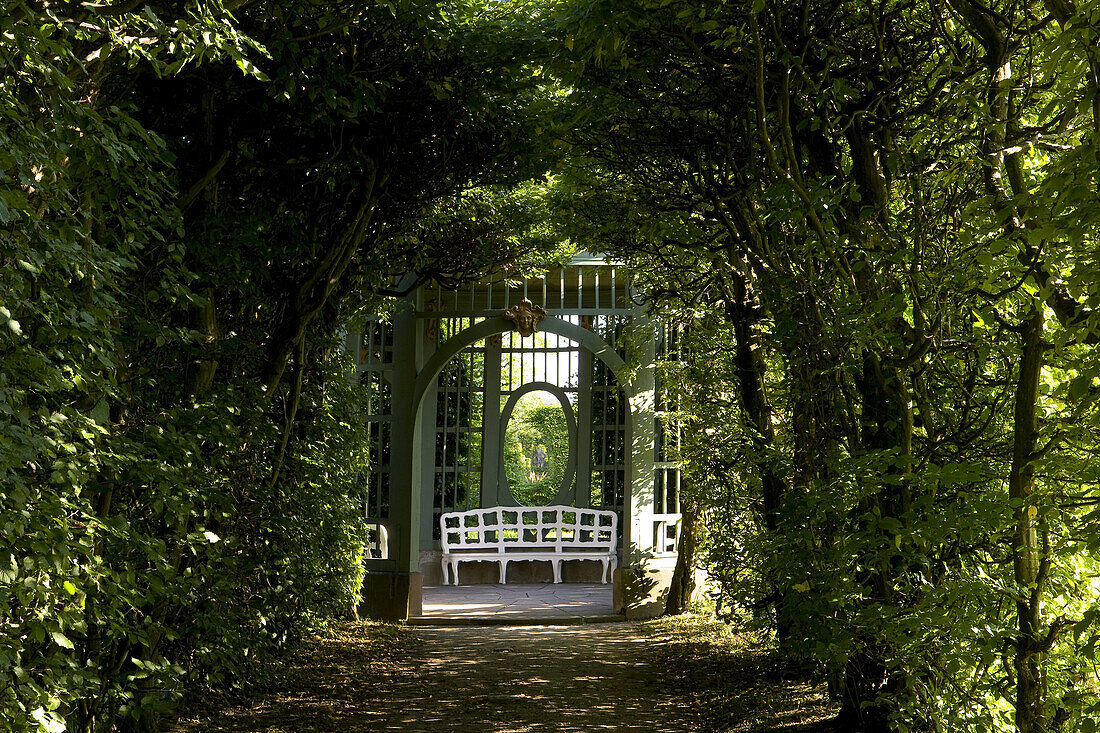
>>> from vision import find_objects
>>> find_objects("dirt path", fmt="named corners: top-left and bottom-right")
top-left (370, 624), bottom-right (694, 732)
top-left (167, 622), bottom-right (696, 732)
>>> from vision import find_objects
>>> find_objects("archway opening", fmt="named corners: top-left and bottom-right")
top-left (502, 388), bottom-right (575, 505)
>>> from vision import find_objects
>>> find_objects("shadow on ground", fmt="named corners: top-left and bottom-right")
top-left (369, 624), bottom-right (692, 732)
top-left (167, 617), bottom-right (838, 733)
top-left (167, 622), bottom-right (691, 732)
top-left (163, 622), bottom-right (418, 733)
top-left (646, 616), bottom-right (839, 733)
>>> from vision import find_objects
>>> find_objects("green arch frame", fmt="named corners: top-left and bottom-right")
top-left (497, 381), bottom-right (578, 507)
top-left (411, 316), bottom-right (630, 412)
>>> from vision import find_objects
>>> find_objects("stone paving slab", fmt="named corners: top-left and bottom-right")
top-left (414, 583), bottom-right (616, 625)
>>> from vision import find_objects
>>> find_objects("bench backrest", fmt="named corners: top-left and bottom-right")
top-left (440, 505), bottom-right (618, 554)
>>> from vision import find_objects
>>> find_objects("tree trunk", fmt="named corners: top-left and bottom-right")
top-left (186, 286), bottom-right (220, 397)
top-left (1010, 304), bottom-right (1047, 733)
top-left (184, 85), bottom-right (222, 399)
top-left (261, 186), bottom-right (377, 395)
top-left (665, 502), bottom-right (697, 615)
top-left (839, 351), bottom-right (915, 731)
top-left (269, 339), bottom-right (309, 490)
top-left (724, 274), bottom-right (791, 642)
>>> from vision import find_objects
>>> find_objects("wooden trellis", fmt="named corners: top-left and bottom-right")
top-left (350, 253), bottom-right (685, 616)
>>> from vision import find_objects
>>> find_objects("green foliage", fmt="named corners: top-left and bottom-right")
top-left (1, 1), bottom-right (558, 730)
top-left (7, 0), bottom-right (1099, 730)
top-left (547, 0), bottom-right (1100, 729)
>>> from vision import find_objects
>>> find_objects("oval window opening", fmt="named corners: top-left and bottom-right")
top-left (502, 390), bottom-right (575, 505)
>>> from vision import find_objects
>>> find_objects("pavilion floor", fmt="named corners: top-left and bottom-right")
top-left (410, 583), bottom-right (618, 625)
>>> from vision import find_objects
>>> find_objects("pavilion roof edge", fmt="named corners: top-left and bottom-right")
top-left (568, 250), bottom-right (623, 267)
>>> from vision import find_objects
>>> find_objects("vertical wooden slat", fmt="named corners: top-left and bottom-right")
top-left (465, 349), bottom-right (472, 510)
top-left (440, 349), bottom-right (451, 513)
top-left (458, 350), bottom-right (464, 511)
top-left (454, 349), bottom-right (461, 511)
top-left (570, 333), bottom-right (576, 388)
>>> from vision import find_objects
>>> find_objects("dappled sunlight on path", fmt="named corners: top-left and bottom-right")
top-left (166, 621), bottom-right (695, 732)
top-left (368, 624), bottom-right (692, 732)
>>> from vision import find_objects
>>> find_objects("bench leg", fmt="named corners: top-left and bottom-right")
top-left (499, 559), bottom-right (509, 584)
top-left (552, 559), bottom-right (562, 584)
top-left (600, 559), bottom-right (609, 584)
top-left (441, 558), bottom-right (449, 586)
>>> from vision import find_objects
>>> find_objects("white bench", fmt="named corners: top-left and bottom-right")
top-left (440, 505), bottom-right (618, 585)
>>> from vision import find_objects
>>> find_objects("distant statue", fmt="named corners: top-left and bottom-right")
top-left (532, 446), bottom-right (547, 470)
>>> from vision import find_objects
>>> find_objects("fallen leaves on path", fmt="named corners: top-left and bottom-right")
top-left (164, 622), bottom-right (418, 732)
top-left (643, 614), bottom-right (839, 732)
top-left (167, 615), bottom-right (836, 732)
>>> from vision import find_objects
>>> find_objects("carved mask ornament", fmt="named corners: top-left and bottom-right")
top-left (503, 298), bottom-right (548, 338)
